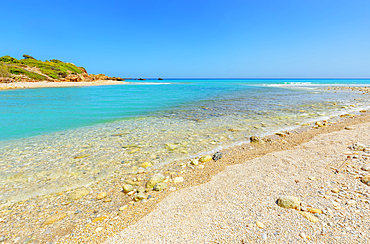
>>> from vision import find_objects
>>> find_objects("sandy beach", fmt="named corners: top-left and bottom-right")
top-left (0, 80), bottom-right (128, 90)
top-left (0, 110), bottom-right (370, 243)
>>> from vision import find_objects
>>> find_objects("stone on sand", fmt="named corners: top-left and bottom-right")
top-left (277, 196), bottom-right (301, 209)
top-left (153, 182), bottom-right (167, 191)
top-left (199, 155), bottom-right (212, 163)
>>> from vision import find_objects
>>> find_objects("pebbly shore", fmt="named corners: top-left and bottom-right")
top-left (0, 110), bottom-right (370, 243)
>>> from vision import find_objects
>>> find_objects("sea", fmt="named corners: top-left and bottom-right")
top-left (0, 79), bottom-right (369, 206)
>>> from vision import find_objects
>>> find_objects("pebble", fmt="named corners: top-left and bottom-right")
top-left (212, 152), bottom-right (222, 161)
top-left (140, 162), bottom-right (152, 168)
top-left (190, 159), bottom-right (199, 165)
top-left (96, 192), bottom-right (107, 200)
top-left (119, 205), bottom-right (128, 211)
top-left (68, 188), bottom-right (90, 200)
top-left (137, 186), bottom-right (145, 193)
top-left (153, 182), bottom-right (167, 191)
top-left (261, 233), bottom-right (267, 240)
top-left (277, 196), bottom-right (301, 209)
top-left (298, 211), bottom-right (319, 223)
top-left (307, 207), bottom-right (322, 214)
top-left (361, 164), bottom-right (370, 171)
top-left (95, 227), bottom-right (103, 232)
top-left (146, 174), bottom-right (165, 188)
top-left (173, 177), bottom-right (184, 184)
top-left (199, 155), bottom-right (212, 163)
top-left (169, 187), bottom-right (176, 191)
top-left (197, 165), bottom-right (205, 169)
top-left (256, 221), bottom-right (265, 228)
top-left (361, 175), bottom-right (370, 186)
top-left (345, 126), bottom-right (354, 130)
top-left (347, 200), bottom-right (356, 206)
top-left (331, 188), bottom-right (340, 193)
top-left (123, 184), bottom-right (134, 193)
top-left (133, 192), bottom-right (146, 202)
top-left (43, 213), bottom-right (67, 225)
top-left (299, 232), bottom-right (306, 239)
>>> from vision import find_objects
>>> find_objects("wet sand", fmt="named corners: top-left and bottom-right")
top-left (0, 80), bottom-right (128, 90)
top-left (1, 111), bottom-right (370, 243)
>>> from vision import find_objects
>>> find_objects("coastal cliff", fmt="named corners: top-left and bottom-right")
top-left (0, 55), bottom-right (124, 83)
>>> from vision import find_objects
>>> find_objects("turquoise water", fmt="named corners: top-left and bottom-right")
top-left (0, 79), bottom-right (369, 205)
top-left (1, 79), bottom-right (369, 141)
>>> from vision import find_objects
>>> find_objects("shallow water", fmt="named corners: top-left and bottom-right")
top-left (0, 79), bottom-right (369, 205)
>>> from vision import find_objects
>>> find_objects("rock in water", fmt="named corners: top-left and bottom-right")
top-left (361, 175), bottom-right (370, 186)
top-left (43, 213), bottom-right (67, 225)
top-left (277, 196), bottom-right (301, 209)
top-left (153, 182), bottom-right (167, 191)
top-left (146, 174), bottom-right (165, 188)
top-left (68, 188), bottom-right (90, 200)
top-left (199, 155), bottom-right (212, 163)
top-left (212, 152), bottom-right (222, 161)
top-left (250, 136), bottom-right (263, 144)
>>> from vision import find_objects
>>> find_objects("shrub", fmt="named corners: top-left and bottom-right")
top-left (0, 64), bottom-right (10, 77)
top-left (0, 55), bottom-right (19, 64)
top-left (8, 66), bottom-right (46, 80)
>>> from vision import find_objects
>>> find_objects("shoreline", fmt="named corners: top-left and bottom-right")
top-left (0, 80), bottom-right (128, 90)
top-left (1, 111), bottom-right (370, 243)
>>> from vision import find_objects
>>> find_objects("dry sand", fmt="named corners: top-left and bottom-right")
top-left (106, 121), bottom-right (370, 243)
top-left (0, 80), bottom-right (127, 90)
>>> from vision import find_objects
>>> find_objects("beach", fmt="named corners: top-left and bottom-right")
top-left (0, 80), bottom-right (128, 90)
top-left (0, 111), bottom-right (370, 243)
top-left (0, 82), bottom-right (370, 243)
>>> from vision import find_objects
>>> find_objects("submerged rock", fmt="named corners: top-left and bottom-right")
top-left (68, 188), bottom-right (90, 200)
top-left (212, 152), bottom-right (222, 161)
top-left (250, 136), bottom-right (263, 144)
top-left (146, 174), bottom-right (165, 188)
top-left (43, 213), bottom-right (67, 225)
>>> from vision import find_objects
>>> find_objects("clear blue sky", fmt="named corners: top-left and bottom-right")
top-left (1, 0), bottom-right (369, 78)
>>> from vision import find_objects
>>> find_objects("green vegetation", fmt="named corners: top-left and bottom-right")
top-left (0, 63), bottom-right (10, 77)
top-left (7, 66), bottom-right (46, 80)
top-left (0, 55), bottom-right (86, 80)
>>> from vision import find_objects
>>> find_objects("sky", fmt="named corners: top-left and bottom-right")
top-left (1, 0), bottom-right (370, 78)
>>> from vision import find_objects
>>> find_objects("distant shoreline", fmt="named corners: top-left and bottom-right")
top-left (0, 80), bottom-right (128, 90)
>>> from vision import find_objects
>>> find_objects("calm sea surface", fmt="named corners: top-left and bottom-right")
top-left (0, 79), bottom-right (369, 205)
